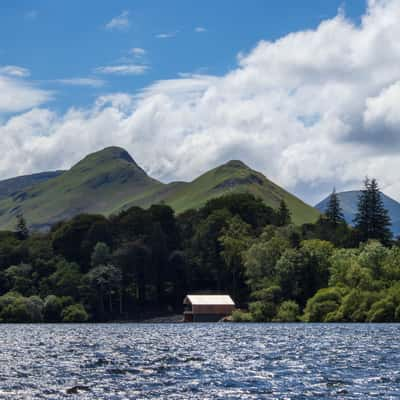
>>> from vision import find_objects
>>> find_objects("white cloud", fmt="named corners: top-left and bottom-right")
top-left (0, 65), bottom-right (30, 78)
top-left (95, 65), bottom-right (148, 75)
top-left (156, 32), bottom-right (176, 39)
top-left (195, 27), bottom-right (207, 33)
top-left (0, 68), bottom-right (51, 113)
top-left (56, 78), bottom-right (105, 88)
top-left (4, 0), bottom-right (400, 205)
top-left (105, 11), bottom-right (130, 31)
top-left (130, 47), bottom-right (146, 57)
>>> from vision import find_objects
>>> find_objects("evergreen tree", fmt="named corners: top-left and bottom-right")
top-left (16, 212), bottom-right (29, 240)
top-left (324, 188), bottom-right (345, 226)
top-left (354, 178), bottom-right (392, 244)
top-left (277, 200), bottom-right (291, 226)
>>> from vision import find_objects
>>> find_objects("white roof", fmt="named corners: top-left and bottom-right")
top-left (184, 295), bottom-right (235, 306)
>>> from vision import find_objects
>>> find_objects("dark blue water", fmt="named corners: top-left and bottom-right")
top-left (0, 323), bottom-right (399, 399)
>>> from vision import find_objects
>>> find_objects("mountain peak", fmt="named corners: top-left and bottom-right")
top-left (92, 146), bottom-right (135, 164)
top-left (72, 146), bottom-right (144, 171)
top-left (223, 160), bottom-right (250, 169)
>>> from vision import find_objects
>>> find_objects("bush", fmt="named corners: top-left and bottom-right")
top-left (274, 300), bottom-right (300, 322)
top-left (43, 295), bottom-right (63, 322)
top-left (61, 304), bottom-right (89, 322)
top-left (367, 298), bottom-right (396, 322)
top-left (303, 287), bottom-right (342, 322)
top-left (232, 309), bottom-right (253, 322)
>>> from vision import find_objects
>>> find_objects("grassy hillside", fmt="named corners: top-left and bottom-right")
top-left (315, 190), bottom-right (400, 235)
top-left (103, 159), bottom-right (319, 225)
top-left (159, 160), bottom-right (319, 224)
top-left (0, 147), bottom-right (319, 229)
top-left (0, 171), bottom-right (64, 199)
top-left (0, 147), bottom-right (162, 230)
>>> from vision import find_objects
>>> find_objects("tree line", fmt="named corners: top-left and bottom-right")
top-left (0, 177), bottom-right (397, 322)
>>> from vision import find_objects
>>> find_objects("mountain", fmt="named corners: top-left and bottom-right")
top-left (0, 171), bottom-right (64, 199)
top-left (315, 190), bottom-right (400, 236)
top-left (0, 146), bottom-right (319, 230)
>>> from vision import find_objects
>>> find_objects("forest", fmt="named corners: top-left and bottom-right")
top-left (0, 177), bottom-right (399, 323)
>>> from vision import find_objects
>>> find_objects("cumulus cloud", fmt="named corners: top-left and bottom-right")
top-left (3, 0), bottom-right (400, 204)
top-left (130, 47), bottom-right (146, 57)
top-left (195, 27), bottom-right (207, 33)
top-left (0, 68), bottom-right (51, 113)
top-left (95, 65), bottom-right (148, 75)
top-left (0, 65), bottom-right (30, 78)
top-left (105, 11), bottom-right (130, 31)
top-left (56, 78), bottom-right (105, 87)
top-left (156, 32), bottom-right (177, 39)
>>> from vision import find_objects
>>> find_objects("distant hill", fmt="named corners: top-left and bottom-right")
top-left (315, 190), bottom-right (400, 236)
top-left (0, 146), bottom-right (319, 230)
top-left (0, 171), bottom-right (64, 199)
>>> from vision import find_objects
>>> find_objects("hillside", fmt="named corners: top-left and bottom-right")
top-left (0, 147), bottom-right (319, 229)
top-left (0, 171), bottom-right (64, 199)
top-left (152, 160), bottom-right (319, 225)
top-left (315, 190), bottom-right (400, 236)
top-left (0, 147), bottom-right (163, 230)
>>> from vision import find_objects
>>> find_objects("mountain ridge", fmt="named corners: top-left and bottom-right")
top-left (0, 146), bottom-right (319, 230)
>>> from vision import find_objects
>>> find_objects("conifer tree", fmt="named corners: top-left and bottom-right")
top-left (16, 212), bottom-right (29, 240)
top-left (277, 199), bottom-right (291, 226)
top-left (325, 188), bottom-right (345, 226)
top-left (354, 178), bottom-right (392, 244)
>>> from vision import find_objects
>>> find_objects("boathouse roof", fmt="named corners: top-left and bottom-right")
top-left (184, 294), bottom-right (235, 306)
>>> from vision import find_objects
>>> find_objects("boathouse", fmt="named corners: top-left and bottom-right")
top-left (183, 294), bottom-right (236, 322)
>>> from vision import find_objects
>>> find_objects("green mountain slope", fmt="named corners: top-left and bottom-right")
top-left (122, 160), bottom-right (319, 224)
top-left (0, 147), bottom-right (319, 229)
top-left (0, 147), bottom-right (162, 230)
top-left (0, 171), bottom-right (64, 200)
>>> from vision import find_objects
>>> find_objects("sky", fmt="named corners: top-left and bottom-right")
top-left (1, 0), bottom-right (400, 204)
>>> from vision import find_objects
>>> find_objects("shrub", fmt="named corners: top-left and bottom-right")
top-left (274, 300), bottom-right (300, 322)
top-left (232, 309), bottom-right (253, 322)
top-left (61, 304), bottom-right (89, 322)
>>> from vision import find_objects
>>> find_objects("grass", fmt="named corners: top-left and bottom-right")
top-left (0, 147), bottom-right (319, 229)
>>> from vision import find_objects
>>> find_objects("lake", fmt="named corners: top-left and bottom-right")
top-left (0, 323), bottom-right (399, 399)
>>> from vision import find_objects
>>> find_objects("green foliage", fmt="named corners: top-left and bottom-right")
top-left (324, 188), bottom-right (345, 226)
top-left (231, 309), bottom-right (253, 322)
top-left (91, 242), bottom-right (111, 268)
top-left (15, 212), bottom-right (29, 240)
top-left (0, 292), bottom-right (44, 322)
top-left (61, 304), bottom-right (89, 322)
top-left (0, 185), bottom-right (398, 323)
top-left (303, 288), bottom-right (343, 322)
top-left (276, 200), bottom-right (291, 227)
top-left (354, 178), bottom-right (392, 244)
top-left (274, 300), bottom-right (300, 322)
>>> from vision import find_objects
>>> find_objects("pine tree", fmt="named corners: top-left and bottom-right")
top-left (16, 212), bottom-right (29, 240)
top-left (324, 188), bottom-right (345, 226)
top-left (277, 199), bottom-right (291, 226)
top-left (354, 178), bottom-right (392, 244)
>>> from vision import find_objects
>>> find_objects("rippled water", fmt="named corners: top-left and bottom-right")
top-left (0, 323), bottom-right (400, 399)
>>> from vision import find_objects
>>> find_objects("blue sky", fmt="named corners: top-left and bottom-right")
top-left (2, 0), bottom-right (400, 204)
top-left (1, 0), bottom-right (366, 112)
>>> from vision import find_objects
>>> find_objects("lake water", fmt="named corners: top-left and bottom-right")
top-left (0, 323), bottom-right (399, 399)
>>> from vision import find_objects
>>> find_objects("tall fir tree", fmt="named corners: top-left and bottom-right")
top-left (277, 199), bottom-right (292, 226)
top-left (324, 188), bottom-right (345, 226)
top-left (353, 178), bottom-right (392, 244)
top-left (16, 212), bottom-right (29, 240)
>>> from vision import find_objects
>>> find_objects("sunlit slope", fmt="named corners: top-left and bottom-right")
top-left (158, 160), bottom-right (320, 224)
top-left (0, 147), bottom-right (163, 229)
top-left (0, 148), bottom-right (319, 229)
